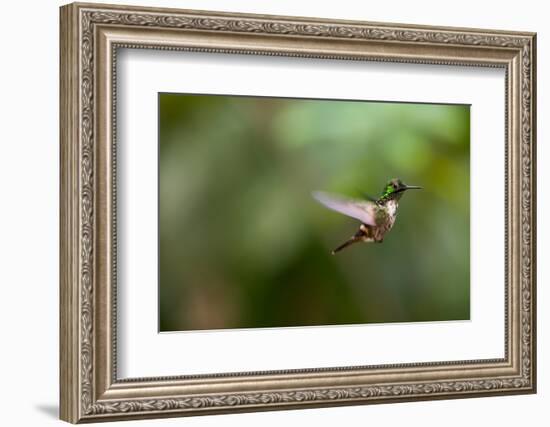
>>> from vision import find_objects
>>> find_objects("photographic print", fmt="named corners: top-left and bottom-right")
top-left (159, 94), bottom-right (470, 332)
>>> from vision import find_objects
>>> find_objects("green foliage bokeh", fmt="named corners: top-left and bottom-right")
top-left (159, 94), bottom-right (470, 331)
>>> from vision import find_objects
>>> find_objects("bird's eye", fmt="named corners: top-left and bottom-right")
top-left (392, 183), bottom-right (397, 189)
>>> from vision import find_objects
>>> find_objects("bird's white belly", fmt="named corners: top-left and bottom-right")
top-left (376, 201), bottom-right (398, 239)
top-left (386, 200), bottom-right (398, 218)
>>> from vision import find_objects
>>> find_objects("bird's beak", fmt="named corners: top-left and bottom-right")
top-left (404, 185), bottom-right (422, 190)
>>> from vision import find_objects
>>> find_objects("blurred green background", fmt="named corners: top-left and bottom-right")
top-left (159, 93), bottom-right (470, 332)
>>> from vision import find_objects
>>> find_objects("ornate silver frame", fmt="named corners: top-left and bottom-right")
top-left (60, 2), bottom-right (536, 423)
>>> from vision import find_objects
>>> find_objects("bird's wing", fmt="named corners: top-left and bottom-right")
top-left (312, 191), bottom-right (377, 226)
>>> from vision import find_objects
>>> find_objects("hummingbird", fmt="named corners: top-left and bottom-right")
top-left (312, 178), bottom-right (421, 254)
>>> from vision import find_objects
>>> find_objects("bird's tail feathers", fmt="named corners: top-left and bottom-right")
top-left (332, 226), bottom-right (373, 254)
top-left (332, 236), bottom-right (361, 254)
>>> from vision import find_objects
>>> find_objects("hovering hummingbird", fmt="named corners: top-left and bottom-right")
top-left (313, 178), bottom-right (421, 254)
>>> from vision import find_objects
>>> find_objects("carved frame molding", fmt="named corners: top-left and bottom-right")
top-left (60, 2), bottom-right (536, 423)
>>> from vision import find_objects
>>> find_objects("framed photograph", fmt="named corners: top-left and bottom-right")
top-left (60, 2), bottom-right (536, 423)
